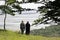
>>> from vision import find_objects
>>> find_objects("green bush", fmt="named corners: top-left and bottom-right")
top-left (30, 25), bottom-right (60, 37)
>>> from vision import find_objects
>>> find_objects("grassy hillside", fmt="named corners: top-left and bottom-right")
top-left (0, 29), bottom-right (60, 40)
top-left (31, 25), bottom-right (60, 37)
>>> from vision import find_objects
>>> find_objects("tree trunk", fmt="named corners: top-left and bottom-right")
top-left (4, 13), bottom-right (7, 30)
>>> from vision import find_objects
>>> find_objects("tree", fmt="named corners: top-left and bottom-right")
top-left (0, 0), bottom-right (22, 30)
top-left (12, 3), bottom-right (23, 14)
top-left (0, 0), bottom-right (16, 30)
top-left (33, 0), bottom-right (60, 25)
top-left (27, 0), bottom-right (39, 2)
top-left (0, 0), bottom-right (21, 30)
top-left (22, 0), bottom-right (25, 3)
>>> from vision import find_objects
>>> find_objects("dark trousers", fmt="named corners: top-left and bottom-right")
top-left (20, 28), bottom-right (24, 34)
top-left (26, 28), bottom-right (30, 35)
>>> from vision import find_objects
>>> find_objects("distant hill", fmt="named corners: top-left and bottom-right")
top-left (30, 25), bottom-right (60, 37)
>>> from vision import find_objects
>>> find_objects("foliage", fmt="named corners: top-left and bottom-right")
top-left (27, 0), bottom-right (39, 2)
top-left (12, 4), bottom-right (23, 14)
top-left (7, 0), bottom-right (16, 4)
top-left (32, 18), bottom-right (43, 25)
top-left (31, 25), bottom-right (60, 37)
top-left (0, 0), bottom-right (16, 30)
top-left (0, 5), bottom-right (15, 15)
top-left (34, 0), bottom-right (60, 25)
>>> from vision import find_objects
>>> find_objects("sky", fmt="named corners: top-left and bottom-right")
top-left (0, 1), bottom-right (5, 5)
top-left (0, 0), bottom-right (55, 9)
top-left (0, 0), bottom-right (44, 10)
top-left (17, 0), bottom-right (54, 9)
top-left (17, 0), bottom-right (54, 2)
top-left (20, 3), bottom-right (44, 10)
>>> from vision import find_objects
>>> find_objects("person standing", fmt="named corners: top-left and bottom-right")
top-left (26, 21), bottom-right (30, 35)
top-left (20, 21), bottom-right (25, 34)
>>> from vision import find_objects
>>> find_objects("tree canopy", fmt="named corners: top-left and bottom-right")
top-left (0, 0), bottom-right (22, 30)
top-left (7, 0), bottom-right (16, 4)
top-left (28, 0), bottom-right (39, 2)
top-left (33, 0), bottom-right (60, 25)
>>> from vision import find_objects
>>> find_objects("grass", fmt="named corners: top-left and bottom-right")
top-left (0, 29), bottom-right (60, 40)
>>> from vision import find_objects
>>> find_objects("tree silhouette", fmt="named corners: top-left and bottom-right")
top-left (0, 0), bottom-right (22, 30)
top-left (0, 0), bottom-right (16, 30)
top-left (34, 0), bottom-right (60, 25)
top-left (28, 0), bottom-right (39, 2)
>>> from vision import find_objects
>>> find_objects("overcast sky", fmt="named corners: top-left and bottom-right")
top-left (0, 0), bottom-right (54, 9)
top-left (20, 3), bottom-right (45, 9)
top-left (0, 1), bottom-right (5, 5)
top-left (0, 0), bottom-right (44, 9)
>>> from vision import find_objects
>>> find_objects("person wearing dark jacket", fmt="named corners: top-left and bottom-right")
top-left (20, 21), bottom-right (25, 34)
top-left (26, 21), bottom-right (30, 35)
